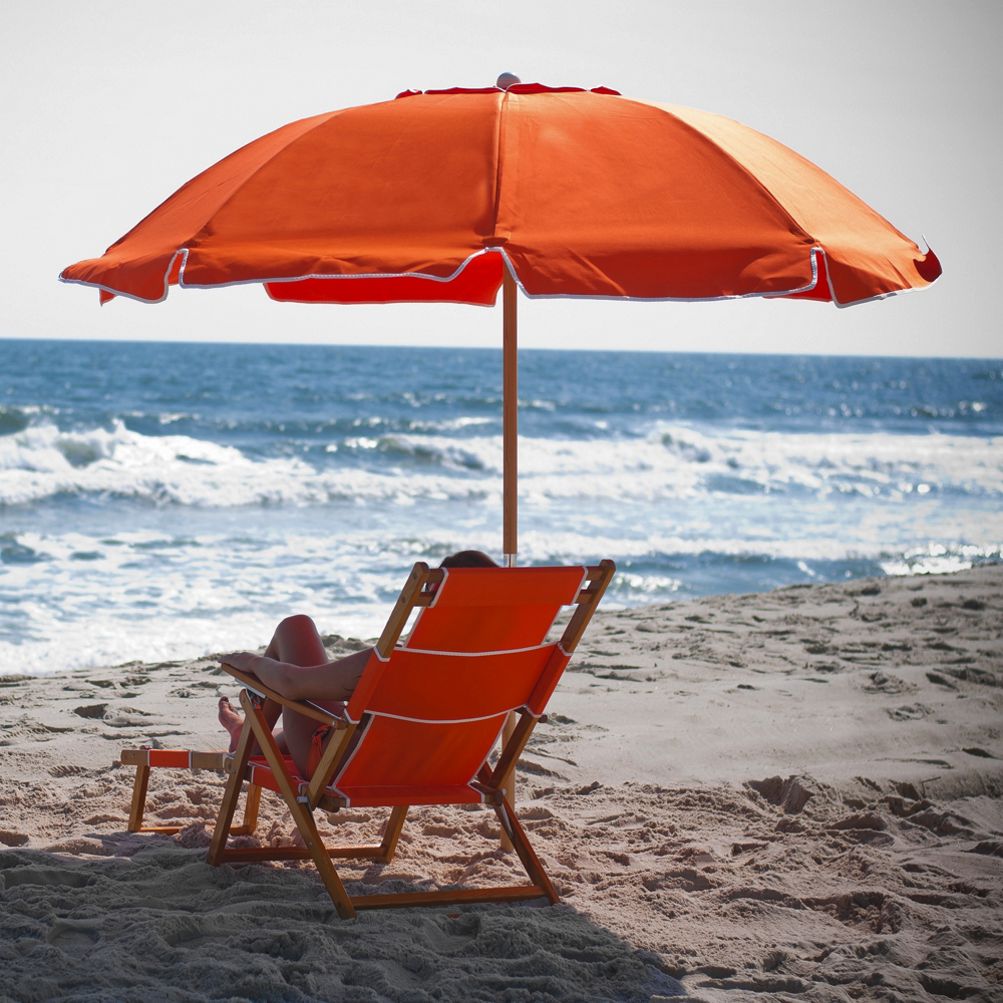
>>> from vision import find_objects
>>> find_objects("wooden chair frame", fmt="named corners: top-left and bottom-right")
top-left (120, 748), bottom-right (262, 836)
top-left (208, 559), bottom-right (615, 919)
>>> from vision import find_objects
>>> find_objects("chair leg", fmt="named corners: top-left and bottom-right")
top-left (239, 690), bottom-right (357, 919)
top-left (290, 799), bottom-right (359, 919)
top-left (232, 783), bottom-right (261, 837)
top-left (495, 797), bottom-right (558, 904)
top-left (127, 763), bottom-right (151, 833)
top-left (208, 722), bottom-right (255, 866)
top-left (499, 713), bottom-right (517, 852)
top-left (379, 805), bottom-right (408, 862)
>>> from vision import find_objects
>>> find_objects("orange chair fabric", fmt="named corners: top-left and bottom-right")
top-left (232, 565), bottom-right (585, 809)
top-left (326, 565), bottom-right (585, 807)
top-left (60, 84), bottom-right (940, 307)
top-left (142, 749), bottom-right (192, 769)
top-left (405, 564), bottom-right (585, 652)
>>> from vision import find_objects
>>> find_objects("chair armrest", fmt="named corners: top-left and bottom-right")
top-left (220, 663), bottom-right (351, 728)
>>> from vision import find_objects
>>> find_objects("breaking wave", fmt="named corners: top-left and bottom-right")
top-left (3, 417), bottom-right (1000, 509)
top-left (3, 341), bottom-right (1001, 676)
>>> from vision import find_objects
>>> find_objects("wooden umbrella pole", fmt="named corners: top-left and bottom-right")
top-left (501, 266), bottom-right (518, 850)
top-left (502, 267), bottom-right (518, 566)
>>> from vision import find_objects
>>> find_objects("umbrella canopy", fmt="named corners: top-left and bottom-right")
top-left (61, 81), bottom-right (940, 308)
top-left (61, 80), bottom-right (942, 560)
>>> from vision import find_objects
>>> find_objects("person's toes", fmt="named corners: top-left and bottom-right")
top-left (218, 696), bottom-right (240, 728)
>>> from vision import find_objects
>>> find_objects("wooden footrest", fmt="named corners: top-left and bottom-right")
top-left (120, 748), bottom-right (259, 836)
top-left (120, 748), bottom-right (229, 771)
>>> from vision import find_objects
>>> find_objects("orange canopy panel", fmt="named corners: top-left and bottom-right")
top-left (61, 84), bottom-right (940, 307)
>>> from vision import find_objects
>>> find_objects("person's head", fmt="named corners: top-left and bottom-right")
top-left (439, 550), bottom-right (498, 569)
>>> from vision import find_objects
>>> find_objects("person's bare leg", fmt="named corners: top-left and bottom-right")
top-left (218, 615), bottom-right (325, 756)
top-left (266, 614), bottom-right (336, 777)
top-left (249, 650), bottom-right (370, 702)
top-left (220, 616), bottom-right (368, 773)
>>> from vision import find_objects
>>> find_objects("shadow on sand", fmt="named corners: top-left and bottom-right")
top-left (0, 833), bottom-right (689, 1003)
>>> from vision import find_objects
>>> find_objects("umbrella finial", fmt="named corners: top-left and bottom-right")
top-left (496, 72), bottom-right (521, 91)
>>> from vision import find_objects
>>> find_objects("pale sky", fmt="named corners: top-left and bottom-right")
top-left (3, 0), bottom-right (1000, 357)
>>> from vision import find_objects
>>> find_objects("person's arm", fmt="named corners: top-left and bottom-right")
top-left (220, 649), bottom-right (370, 702)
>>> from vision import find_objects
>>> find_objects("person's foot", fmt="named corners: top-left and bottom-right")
top-left (217, 696), bottom-right (244, 752)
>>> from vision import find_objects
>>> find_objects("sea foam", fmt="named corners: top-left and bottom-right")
top-left (3, 418), bottom-right (1001, 509)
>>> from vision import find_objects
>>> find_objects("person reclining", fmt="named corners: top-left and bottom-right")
top-left (217, 550), bottom-right (498, 776)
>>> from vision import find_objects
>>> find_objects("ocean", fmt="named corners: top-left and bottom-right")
top-left (1, 339), bottom-right (1001, 676)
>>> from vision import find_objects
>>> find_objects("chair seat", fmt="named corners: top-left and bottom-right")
top-left (244, 756), bottom-right (488, 808)
top-left (337, 783), bottom-right (486, 808)
top-left (246, 754), bottom-right (302, 791)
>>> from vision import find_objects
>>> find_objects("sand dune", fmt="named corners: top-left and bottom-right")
top-left (1, 566), bottom-right (1000, 1001)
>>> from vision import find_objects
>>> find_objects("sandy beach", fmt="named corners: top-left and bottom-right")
top-left (1, 564), bottom-right (1000, 1002)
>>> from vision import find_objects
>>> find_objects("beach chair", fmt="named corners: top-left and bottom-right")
top-left (209, 559), bottom-right (615, 918)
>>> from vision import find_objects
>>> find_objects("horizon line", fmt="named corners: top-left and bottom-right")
top-left (1, 334), bottom-right (999, 364)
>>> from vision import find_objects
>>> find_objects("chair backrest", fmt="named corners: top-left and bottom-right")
top-left (405, 564), bottom-right (586, 652)
top-left (329, 563), bottom-right (610, 805)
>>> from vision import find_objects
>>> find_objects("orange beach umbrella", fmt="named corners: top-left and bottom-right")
top-left (61, 78), bottom-right (941, 563)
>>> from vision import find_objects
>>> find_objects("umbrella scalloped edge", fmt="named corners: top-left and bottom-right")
top-left (61, 242), bottom-right (941, 309)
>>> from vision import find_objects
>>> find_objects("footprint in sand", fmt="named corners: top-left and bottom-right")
top-left (812, 662), bottom-right (844, 674)
top-left (928, 640), bottom-right (961, 652)
top-left (517, 758), bottom-right (564, 778)
top-left (864, 671), bottom-right (912, 694)
top-left (0, 829), bottom-right (29, 846)
top-left (926, 672), bottom-right (958, 690)
top-left (49, 764), bottom-right (92, 778)
top-left (46, 919), bottom-right (102, 950)
top-left (642, 868), bottom-right (713, 892)
top-left (886, 704), bottom-right (933, 721)
top-left (746, 776), bottom-right (813, 814)
top-left (73, 703), bottom-right (108, 719)
top-left (946, 666), bottom-right (998, 687)
top-left (101, 710), bottom-right (156, 728)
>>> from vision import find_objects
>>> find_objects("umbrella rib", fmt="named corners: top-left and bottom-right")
top-left (488, 89), bottom-right (509, 248)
